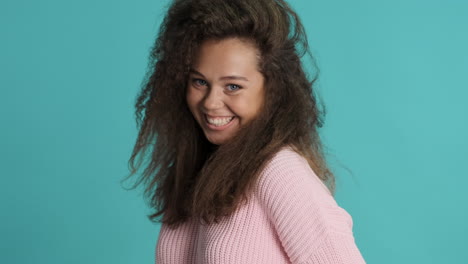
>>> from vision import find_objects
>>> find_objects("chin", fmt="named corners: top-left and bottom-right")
top-left (204, 132), bottom-right (233, 145)
top-left (205, 136), bottom-right (227, 145)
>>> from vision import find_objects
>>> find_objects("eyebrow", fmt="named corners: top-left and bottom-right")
top-left (189, 69), bottom-right (249, 82)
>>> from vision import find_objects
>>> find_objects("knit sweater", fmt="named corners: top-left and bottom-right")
top-left (155, 146), bottom-right (366, 263)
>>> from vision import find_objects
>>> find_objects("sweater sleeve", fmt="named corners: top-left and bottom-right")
top-left (254, 148), bottom-right (366, 264)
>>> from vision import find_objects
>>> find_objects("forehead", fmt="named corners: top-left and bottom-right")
top-left (191, 38), bottom-right (260, 73)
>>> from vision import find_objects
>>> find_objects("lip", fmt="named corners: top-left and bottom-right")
top-left (204, 114), bottom-right (236, 131)
top-left (205, 114), bottom-right (235, 118)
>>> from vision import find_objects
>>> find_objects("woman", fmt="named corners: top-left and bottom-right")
top-left (124, 0), bottom-right (366, 263)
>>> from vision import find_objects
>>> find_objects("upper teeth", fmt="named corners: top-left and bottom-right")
top-left (206, 115), bottom-right (234, 126)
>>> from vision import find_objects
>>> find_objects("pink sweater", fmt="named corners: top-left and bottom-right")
top-left (155, 146), bottom-right (366, 263)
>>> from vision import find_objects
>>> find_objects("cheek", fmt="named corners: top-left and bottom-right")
top-left (186, 89), bottom-right (206, 123)
top-left (244, 93), bottom-right (264, 120)
top-left (186, 89), bottom-right (199, 110)
top-left (230, 97), bottom-right (258, 120)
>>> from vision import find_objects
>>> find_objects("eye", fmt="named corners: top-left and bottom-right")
top-left (192, 78), bottom-right (208, 87)
top-left (227, 84), bottom-right (242, 92)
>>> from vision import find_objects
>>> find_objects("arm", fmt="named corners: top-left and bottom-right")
top-left (255, 149), bottom-right (366, 264)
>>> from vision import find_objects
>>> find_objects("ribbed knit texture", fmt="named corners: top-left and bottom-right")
top-left (156, 146), bottom-right (366, 264)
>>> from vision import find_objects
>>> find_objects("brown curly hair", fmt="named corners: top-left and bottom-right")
top-left (122, 0), bottom-right (335, 228)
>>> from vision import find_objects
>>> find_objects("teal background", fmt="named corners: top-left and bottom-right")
top-left (1, 0), bottom-right (467, 263)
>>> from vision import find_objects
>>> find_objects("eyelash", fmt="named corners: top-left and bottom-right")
top-left (191, 78), bottom-right (242, 92)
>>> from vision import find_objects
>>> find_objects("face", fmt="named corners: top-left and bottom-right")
top-left (186, 37), bottom-right (265, 145)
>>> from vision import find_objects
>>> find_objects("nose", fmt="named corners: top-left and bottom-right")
top-left (202, 86), bottom-right (224, 111)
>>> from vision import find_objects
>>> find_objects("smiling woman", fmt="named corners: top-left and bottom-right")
top-left (122, 0), bottom-right (366, 263)
top-left (186, 37), bottom-right (265, 145)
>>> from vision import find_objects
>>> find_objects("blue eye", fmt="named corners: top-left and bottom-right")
top-left (227, 84), bottom-right (241, 92)
top-left (192, 78), bottom-right (207, 86)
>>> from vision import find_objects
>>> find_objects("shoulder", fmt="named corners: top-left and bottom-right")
top-left (254, 144), bottom-right (353, 232)
top-left (256, 145), bottom-right (332, 199)
top-left (253, 146), bottom-right (362, 263)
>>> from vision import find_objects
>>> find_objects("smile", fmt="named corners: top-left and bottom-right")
top-left (204, 114), bottom-right (236, 130)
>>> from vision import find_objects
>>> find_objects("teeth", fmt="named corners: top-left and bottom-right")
top-left (206, 115), bottom-right (234, 126)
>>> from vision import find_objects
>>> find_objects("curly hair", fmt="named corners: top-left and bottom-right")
top-left (122, 0), bottom-right (335, 228)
